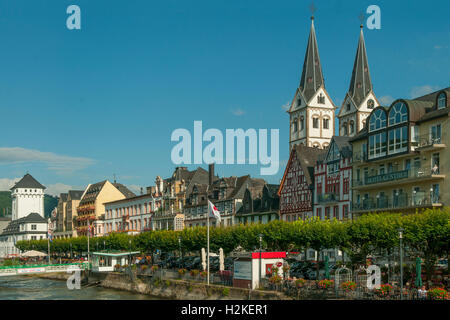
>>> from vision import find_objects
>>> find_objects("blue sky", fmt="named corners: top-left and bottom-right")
top-left (0, 0), bottom-right (448, 196)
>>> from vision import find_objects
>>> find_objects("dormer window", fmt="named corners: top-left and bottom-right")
top-left (346, 103), bottom-right (351, 111)
top-left (300, 116), bottom-right (304, 131)
top-left (296, 97), bottom-right (301, 106)
top-left (437, 92), bottom-right (447, 109)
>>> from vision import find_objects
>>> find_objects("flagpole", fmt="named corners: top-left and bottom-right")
top-left (87, 219), bottom-right (90, 266)
top-left (207, 201), bottom-right (210, 286)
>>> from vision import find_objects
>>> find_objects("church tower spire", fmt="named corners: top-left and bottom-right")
top-left (299, 16), bottom-right (325, 102)
top-left (348, 25), bottom-right (372, 106)
top-left (288, 14), bottom-right (335, 151)
top-left (338, 24), bottom-right (379, 137)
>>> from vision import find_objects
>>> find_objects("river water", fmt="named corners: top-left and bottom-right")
top-left (0, 276), bottom-right (158, 300)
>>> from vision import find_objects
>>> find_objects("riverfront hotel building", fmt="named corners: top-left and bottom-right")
top-left (350, 87), bottom-right (449, 216)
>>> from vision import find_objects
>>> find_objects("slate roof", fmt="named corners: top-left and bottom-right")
top-left (10, 174), bottom-right (46, 190)
top-left (59, 193), bottom-right (68, 202)
top-left (298, 17), bottom-right (324, 102)
top-left (113, 183), bottom-right (136, 199)
top-left (0, 213), bottom-right (47, 237)
top-left (68, 190), bottom-right (84, 200)
top-left (333, 136), bottom-right (352, 158)
top-left (295, 144), bottom-right (327, 186)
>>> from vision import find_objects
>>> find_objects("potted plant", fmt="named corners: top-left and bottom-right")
top-left (178, 268), bottom-right (187, 277)
top-left (151, 265), bottom-right (159, 272)
top-left (317, 279), bottom-right (334, 289)
top-left (190, 269), bottom-right (200, 277)
top-left (200, 271), bottom-right (207, 278)
top-left (374, 284), bottom-right (393, 299)
top-left (295, 278), bottom-right (306, 288)
top-left (341, 281), bottom-right (357, 292)
top-left (114, 264), bottom-right (121, 272)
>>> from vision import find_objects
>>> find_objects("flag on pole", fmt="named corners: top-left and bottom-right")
top-left (208, 200), bottom-right (221, 223)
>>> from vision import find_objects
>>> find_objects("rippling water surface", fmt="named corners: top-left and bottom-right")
top-left (0, 276), bottom-right (158, 300)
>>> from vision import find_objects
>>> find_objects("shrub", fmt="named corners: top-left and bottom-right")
top-left (114, 264), bottom-right (121, 270)
top-left (282, 265), bottom-right (290, 273)
top-left (317, 279), bottom-right (334, 289)
top-left (151, 265), bottom-right (159, 271)
top-left (341, 281), bottom-right (357, 292)
top-left (200, 271), bottom-right (207, 278)
top-left (428, 288), bottom-right (450, 300)
top-left (222, 288), bottom-right (230, 297)
top-left (269, 274), bottom-right (282, 285)
top-left (178, 268), bottom-right (187, 275)
top-left (374, 284), bottom-right (393, 298)
top-left (165, 280), bottom-right (171, 287)
top-left (141, 265), bottom-right (148, 270)
top-left (122, 264), bottom-right (128, 268)
top-left (295, 278), bottom-right (306, 288)
top-left (187, 285), bottom-right (193, 292)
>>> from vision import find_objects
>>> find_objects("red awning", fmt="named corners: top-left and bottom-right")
top-left (251, 252), bottom-right (286, 259)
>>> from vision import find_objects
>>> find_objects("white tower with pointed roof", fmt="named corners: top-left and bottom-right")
top-left (10, 174), bottom-right (46, 221)
top-left (338, 25), bottom-right (379, 137)
top-left (288, 16), bottom-right (336, 151)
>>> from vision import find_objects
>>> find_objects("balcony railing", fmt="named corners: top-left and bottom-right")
top-left (317, 193), bottom-right (340, 203)
top-left (415, 134), bottom-right (444, 149)
top-left (353, 165), bottom-right (443, 187)
top-left (352, 192), bottom-right (442, 211)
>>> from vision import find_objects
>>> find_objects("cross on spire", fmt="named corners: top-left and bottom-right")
top-left (309, 1), bottom-right (316, 18)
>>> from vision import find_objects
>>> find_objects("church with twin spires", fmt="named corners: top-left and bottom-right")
top-left (288, 16), bottom-right (379, 151)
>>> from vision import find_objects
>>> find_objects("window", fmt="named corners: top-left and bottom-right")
top-left (350, 121), bottom-right (355, 134)
top-left (368, 132), bottom-right (387, 159)
top-left (293, 119), bottom-right (298, 132)
top-left (437, 93), bottom-right (446, 109)
top-left (346, 103), bottom-right (351, 111)
top-left (388, 102), bottom-right (408, 126)
top-left (367, 99), bottom-right (375, 109)
top-left (313, 117), bottom-right (319, 129)
top-left (342, 123), bottom-right (348, 135)
top-left (388, 126), bottom-right (408, 154)
top-left (369, 108), bottom-right (387, 132)
top-left (296, 96), bottom-right (301, 106)
top-left (318, 94), bottom-right (325, 104)
top-left (300, 117), bottom-right (304, 130)
top-left (31, 225), bottom-right (37, 230)
top-left (325, 207), bottom-right (330, 219)
top-left (323, 118), bottom-right (329, 129)
top-left (430, 124), bottom-right (442, 143)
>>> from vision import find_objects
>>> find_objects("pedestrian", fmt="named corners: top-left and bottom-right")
top-left (417, 285), bottom-right (427, 300)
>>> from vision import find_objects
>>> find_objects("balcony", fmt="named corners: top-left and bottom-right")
top-left (415, 134), bottom-right (445, 151)
top-left (352, 165), bottom-right (445, 190)
top-left (352, 192), bottom-right (442, 213)
top-left (317, 193), bottom-right (340, 203)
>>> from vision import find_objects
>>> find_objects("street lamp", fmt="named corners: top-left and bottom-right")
top-left (70, 243), bottom-right (73, 260)
top-left (178, 236), bottom-right (182, 258)
top-left (259, 234), bottom-right (263, 289)
top-left (129, 239), bottom-right (132, 266)
top-left (398, 228), bottom-right (404, 300)
top-left (103, 240), bottom-right (106, 251)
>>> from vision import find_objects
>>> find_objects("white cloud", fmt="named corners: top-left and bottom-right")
top-left (281, 102), bottom-right (290, 111)
top-left (45, 183), bottom-right (81, 197)
top-left (0, 177), bottom-right (20, 191)
top-left (410, 85), bottom-right (440, 98)
top-left (379, 95), bottom-right (395, 105)
top-left (230, 108), bottom-right (245, 116)
top-left (0, 147), bottom-right (95, 174)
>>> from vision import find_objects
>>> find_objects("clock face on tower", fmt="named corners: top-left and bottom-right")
top-left (367, 99), bottom-right (375, 109)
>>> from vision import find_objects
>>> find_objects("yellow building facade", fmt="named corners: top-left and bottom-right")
top-left (350, 88), bottom-right (449, 217)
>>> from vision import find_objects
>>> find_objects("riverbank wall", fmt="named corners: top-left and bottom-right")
top-left (31, 271), bottom-right (291, 300)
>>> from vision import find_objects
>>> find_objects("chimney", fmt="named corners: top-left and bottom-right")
top-left (209, 163), bottom-right (215, 186)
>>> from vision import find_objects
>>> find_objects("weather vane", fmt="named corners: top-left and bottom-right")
top-left (359, 11), bottom-right (365, 27)
top-left (310, 1), bottom-right (316, 18)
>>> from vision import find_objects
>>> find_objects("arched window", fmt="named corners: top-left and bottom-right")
top-left (388, 102), bottom-right (408, 126)
top-left (300, 116), bottom-right (304, 130)
top-left (437, 92), bottom-right (447, 109)
top-left (293, 118), bottom-right (298, 132)
top-left (350, 121), bottom-right (355, 134)
top-left (369, 108), bottom-right (387, 132)
top-left (342, 123), bottom-right (348, 135)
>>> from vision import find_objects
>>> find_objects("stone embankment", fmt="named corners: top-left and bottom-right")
top-left (30, 271), bottom-right (291, 300)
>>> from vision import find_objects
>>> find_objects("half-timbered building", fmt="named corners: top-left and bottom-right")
top-left (278, 144), bottom-right (326, 221)
top-left (314, 136), bottom-right (353, 221)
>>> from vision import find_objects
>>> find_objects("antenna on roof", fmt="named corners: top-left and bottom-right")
top-left (113, 174), bottom-right (117, 184)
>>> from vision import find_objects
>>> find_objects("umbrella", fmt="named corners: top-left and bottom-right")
top-left (21, 250), bottom-right (47, 257)
top-left (324, 255), bottom-right (330, 279)
top-left (415, 257), bottom-right (422, 287)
